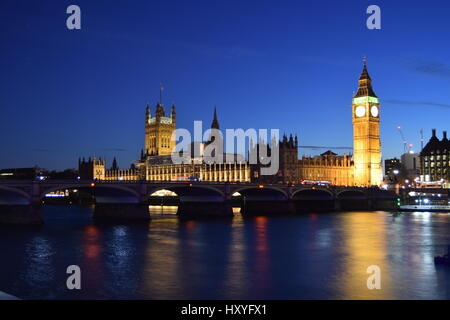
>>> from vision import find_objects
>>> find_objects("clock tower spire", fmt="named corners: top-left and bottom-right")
top-left (352, 58), bottom-right (382, 186)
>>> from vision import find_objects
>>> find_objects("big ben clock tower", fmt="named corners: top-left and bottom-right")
top-left (352, 58), bottom-right (382, 186)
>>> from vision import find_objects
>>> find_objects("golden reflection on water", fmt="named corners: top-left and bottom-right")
top-left (11, 205), bottom-right (450, 299)
top-left (224, 214), bottom-right (247, 299)
top-left (223, 214), bottom-right (271, 298)
top-left (142, 217), bottom-right (186, 299)
top-left (336, 212), bottom-right (392, 299)
top-left (254, 216), bottom-right (270, 293)
top-left (148, 205), bottom-right (178, 215)
top-left (128, 209), bottom-right (449, 299)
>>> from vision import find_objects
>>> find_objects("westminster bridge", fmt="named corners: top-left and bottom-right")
top-left (0, 179), bottom-right (404, 224)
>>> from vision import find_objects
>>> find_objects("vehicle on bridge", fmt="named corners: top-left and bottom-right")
top-left (172, 176), bottom-right (200, 182)
top-left (416, 180), bottom-right (447, 189)
top-left (300, 180), bottom-right (332, 186)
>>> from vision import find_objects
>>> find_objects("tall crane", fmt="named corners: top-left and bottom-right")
top-left (420, 129), bottom-right (424, 151)
top-left (396, 126), bottom-right (413, 153)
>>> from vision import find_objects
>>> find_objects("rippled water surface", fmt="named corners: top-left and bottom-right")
top-left (1, 205), bottom-right (450, 299)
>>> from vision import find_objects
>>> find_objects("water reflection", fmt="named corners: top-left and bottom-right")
top-left (102, 224), bottom-right (142, 298)
top-left (336, 212), bottom-right (392, 299)
top-left (149, 205), bottom-right (178, 216)
top-left (142, 218), bottom-right (184, 299)
top-left (224, 215), bottom-right (247, 299)
top-left (80, 225), bottom-right (104, 297)
top-left (254, 217), bottom-right (270, 294)
top-left (1, 206), bottom-right (450, 299)
top-left (20, 236), bottom-right (56, 295)
top-left (83, 225), bottom-right (101, 259)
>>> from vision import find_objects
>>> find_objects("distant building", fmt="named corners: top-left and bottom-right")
top-left (145, 102), bottom-right (176, 156)
top-left (401, 152), bottom-right (420, 179)
top-left (280, 134), bottom-right (299, 184)
top-left (298, 151), bottom-right (354, 186)
top-left (46, 169), bottom-right (79, 180)
top-left (0, 167), bottom-right (44, 180)
top-left (80, 106), bottom-right (251, 182)
top-left (420, 129), bottom-right (449, 182)
top-left (246, 138), bottom-right (283, 184)
top-left (384, 158), bottom-right (401, 177)
top-left (78, 59), bottom-right (383, 186)
top-left (296, 58), bottom-right (381, 186)
top-left (78, 157), bottom-right (106, 180)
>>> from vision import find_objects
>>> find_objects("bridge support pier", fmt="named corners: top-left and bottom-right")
top-left (334, 199), bottom-right (341, 211)
top-left (177, 202), bottom-right (233, 218)
top-left (368, 198), bottom-right (375, 210)
top-left (293, 200), bottom-right (335, 213)
top-left (241, 200), bottom-right (296, 216)
top-left (371, 198), bottom-right (398, 210)
top-left (0, 203), bottom-right (43, 225)
top-left (93, 203), bottom-right (150, 221)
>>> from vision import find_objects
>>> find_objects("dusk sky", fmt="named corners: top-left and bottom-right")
top-left (1, 0), bottom-right (450, 170)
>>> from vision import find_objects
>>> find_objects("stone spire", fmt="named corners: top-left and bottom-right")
top-left (145, 103), bottom-right (151, 122)
top-left (211, 106), bottom-right (219, 130)
top-left (354, 57), bottom-right (377, 98)
top-left (111, 157), bottom-right (118, 170)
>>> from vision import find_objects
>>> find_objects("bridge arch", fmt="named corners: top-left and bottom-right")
top-left (292, 188), bottom-right (334, 200)
top-left (149, 189), bottom-right (178, 197)
top-left (147, 184), bottom-right (226, 200)
top-left (336, 189), bottom-right (367, 199)
top-left (0, 185), bottom-right (31, 204)
top-left (40, 184), bottom-right (141, 201)
top-left (233, 186), bottom-right (288, 200)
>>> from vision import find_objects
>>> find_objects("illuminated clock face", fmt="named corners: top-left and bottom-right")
top-left (355, 105), bottom-right (366, 117)
top-left (160, 117), bottom-right (172, 124)
top-left (371, 105), bottom-right (379, 117)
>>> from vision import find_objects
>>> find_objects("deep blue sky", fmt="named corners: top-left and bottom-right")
top-left (1, 0), bottom-right (450, 170)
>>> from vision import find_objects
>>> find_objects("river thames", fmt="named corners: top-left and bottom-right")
top-left (0, 205), bottom-right (449, 300)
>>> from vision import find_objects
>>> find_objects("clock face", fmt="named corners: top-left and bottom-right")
top-left (160, 117), bottom-right (172, 124)
top-left (371, 105), bottom-right (379, 117)
top-left (355, 105), bottom-right (366, 117)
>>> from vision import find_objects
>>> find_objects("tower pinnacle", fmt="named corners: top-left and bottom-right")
top-left (211, 106), bottom-right (219, 130)
top-left (352, 57), bottom-right (382, 187)
top-left (354, 57), bottom-right (377, 98)
top-left (159, 83), bottom-right (164, 105)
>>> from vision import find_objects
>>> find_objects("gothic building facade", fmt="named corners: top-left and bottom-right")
top-left (298, 151), bottom-right (354, 186)
top-left (295, 59), bottom-right (382, 186)
top-left (351, 58), bottom-right (382, 186)
top-left (79, 157), bottom-right (106, 180)
top-left (279, 135), bottom-right (299, 184)
top-left (88, 104), bottom-right (251, 182)
top-left (79, 59), bottom-right (382, 187)
top-left (145, 103), bottom-right (176, 156)
top-left (421, 129), bottom-right (450, 182)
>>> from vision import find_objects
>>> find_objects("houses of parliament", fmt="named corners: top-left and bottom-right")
top-left (79, 59), bottom-right (382, 187)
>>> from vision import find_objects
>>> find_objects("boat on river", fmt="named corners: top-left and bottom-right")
top-left (399, 205), bottom-right (450, 212)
